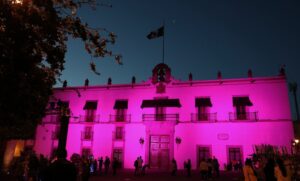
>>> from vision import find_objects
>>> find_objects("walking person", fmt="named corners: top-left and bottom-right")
top-left (171, 159), bottom-right (177, 176)
top-left (98, 157), bottom-right (103, 174)
top-left (274, 158), bottom-right (289, 181)
top-left (134, 157), bottom-right (139, 176)
top-left (264, 158), bottom-right (276, 181)
top-left (186, 159), bottom-right (192, 177)
top-left (112, 157), bottom-right (119, 176)
top-left (104, 156), bottom-right (110, 175)
top-left (138, 156), bottom-right (143, 174)
top-left (243, 158), bottom-right (257, 181)
top-left (212, 156), bottom-right (220, 178)
top-left (199, 159), bottom-right (208, 180)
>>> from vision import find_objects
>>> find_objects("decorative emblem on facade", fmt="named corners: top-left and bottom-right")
top-left (152, 63), bottom-right (171, 84)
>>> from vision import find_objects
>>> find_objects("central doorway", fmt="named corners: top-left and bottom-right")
top-left (149, 135), bottom-right (170, 169)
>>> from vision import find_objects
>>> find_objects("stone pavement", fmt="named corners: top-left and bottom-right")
top-left (89, 169), bottom-right (244, 181)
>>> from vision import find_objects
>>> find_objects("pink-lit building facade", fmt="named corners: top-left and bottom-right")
top-left (33, 63), bottom-right (293, 170)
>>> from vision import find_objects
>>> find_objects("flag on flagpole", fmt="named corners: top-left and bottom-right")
top-left (147, 26), bottom-right (164, 39)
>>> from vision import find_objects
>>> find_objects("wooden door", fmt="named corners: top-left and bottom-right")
top-left (150, 135), bottom-right (170, 168)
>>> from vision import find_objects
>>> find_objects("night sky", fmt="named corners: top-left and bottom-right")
top-left (60, 0), bottom-right (300, 117)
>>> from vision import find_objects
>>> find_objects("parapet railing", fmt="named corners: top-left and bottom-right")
top-left (191, 113), bottom-right (217, 122)
top-left (229, 112), bottom-right (258, 121)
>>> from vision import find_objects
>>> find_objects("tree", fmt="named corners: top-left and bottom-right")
top-left (0, 0), bottom-right (120, 170)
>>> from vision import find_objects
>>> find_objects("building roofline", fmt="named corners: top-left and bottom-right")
top-left (53, 75), bottom-right (286, 92)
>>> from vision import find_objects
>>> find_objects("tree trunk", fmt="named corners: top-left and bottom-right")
top-left (57, 115), bottom-right (70, 153)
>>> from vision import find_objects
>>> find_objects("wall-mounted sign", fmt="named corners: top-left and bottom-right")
top-left (217, 133), bottom-right (229, 140)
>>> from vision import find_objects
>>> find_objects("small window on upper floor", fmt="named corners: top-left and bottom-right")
top-left (195, 97), bottom-right (212, 121)
top-left (83, 101), bottom-right (97, 122)
top-left (113, 100), bottom-right (128, 122)
top-left (232, 97), bottom-right (252, 120)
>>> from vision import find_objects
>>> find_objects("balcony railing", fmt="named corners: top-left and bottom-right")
top-left (142, 114), bottom-right (179, 122)
top-left (229, 112), bottom-right (258, 121)
top-left (78, 115), bottom-right (100, 123)
top-left (109, 114), bottom-right (131, 123)
top-left (81, 132), bottom-right (94, 141)
top-left (191, 113), bottom-right (217, 122)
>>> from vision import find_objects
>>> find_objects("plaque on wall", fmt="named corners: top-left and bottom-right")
top-left (217, 133), bottom-right (229, 140)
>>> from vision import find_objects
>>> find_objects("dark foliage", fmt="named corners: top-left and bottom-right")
top-left (0, 0), bottom-right (119, 139)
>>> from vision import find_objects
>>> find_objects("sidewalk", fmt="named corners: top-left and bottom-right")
top-left (89, 169), bottom-right (244, 181)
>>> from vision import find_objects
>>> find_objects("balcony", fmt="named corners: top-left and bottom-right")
top-left (78, 115), bottom-right (100, 123)
top-left (191, 113), bottom-right (217, 122)
top-left (142, 114), bottom-right (179, 122)
top-left (229, 112), bottom-right (258, 121)
top-left (81, 132), bottom-right (93, 141)
top-left (109, 114), bottom-right (131, 123)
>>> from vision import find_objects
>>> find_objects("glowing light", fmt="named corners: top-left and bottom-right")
top-left (295, 139), bottom-right (299, 144)
top-left (12, 0), bottom-right (23, 4)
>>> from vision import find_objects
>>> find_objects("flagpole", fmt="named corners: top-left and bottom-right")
top-left (162, 20), bottom-right (165, 64)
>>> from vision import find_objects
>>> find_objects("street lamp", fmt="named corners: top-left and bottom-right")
top-left (291, 139), bottom-right (300, 155)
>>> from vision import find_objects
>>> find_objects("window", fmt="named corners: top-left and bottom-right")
top-left (195, 98), bottom-right (212, 121)
top-left (52, 126), bottom-right (60, 140)
top-left (114, 100), bottom-right (128, 122)
top-left (83, 101), bottom-right (97, 122)
top-left (233, 97), bottom-right (252, 120)
top-left (228, 147), bottom-right (242, 163)
top-left (197, 146), bottom-right (211, 167)
top-left (82, 126), bottom-right (93, 140)
top-left (115, 127), bottom-right (124, 140)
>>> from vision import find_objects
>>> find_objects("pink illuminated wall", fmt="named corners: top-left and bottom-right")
top-left (33, 64), bottom-right (294, 170)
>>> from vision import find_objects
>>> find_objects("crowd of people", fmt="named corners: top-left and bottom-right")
top-left (242, 155), bottom-right (295, 181)
top-left (5, 148), bottom-right (299, 181)
top-left (7, 149), bottom-right (121, 181)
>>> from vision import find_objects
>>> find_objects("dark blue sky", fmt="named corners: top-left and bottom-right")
top-left (60, 0), bottom-right (300, 116)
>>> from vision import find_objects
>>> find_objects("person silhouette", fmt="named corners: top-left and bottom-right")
top-left (45, 149), bottom-right (77, 181)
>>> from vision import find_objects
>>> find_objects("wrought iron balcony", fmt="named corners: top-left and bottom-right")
top-left (109, 114), bottom-right (131, 123)
top-left (191, 113), bottom-right (217, 122)
top-left (81, 131), bottom-right (93, 141)
top-left (78, 115), bottom-right (100, 123)
top-left (229, 112), bottom-right (258, 121)
top-left (142, 114), bottom-right (179, 122)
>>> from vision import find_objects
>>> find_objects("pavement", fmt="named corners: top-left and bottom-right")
top-left (89, 169), bottom-right (244, 181)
